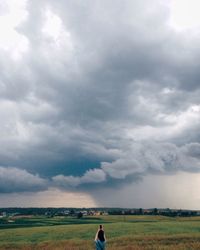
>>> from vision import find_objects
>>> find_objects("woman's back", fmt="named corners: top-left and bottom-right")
top-left (98, 229), bottom-right (105, 242)
top-left (95, 225), bottom-right (106, 250)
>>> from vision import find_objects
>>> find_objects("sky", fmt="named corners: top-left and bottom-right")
top-left (0, 0), bottom-right (200, 209)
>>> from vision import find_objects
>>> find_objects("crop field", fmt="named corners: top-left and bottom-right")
top-left (1, 215), bottom-right (200, 249)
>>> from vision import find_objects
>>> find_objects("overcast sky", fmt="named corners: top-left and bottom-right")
top-left (0, 0), bottom-right (200, 208)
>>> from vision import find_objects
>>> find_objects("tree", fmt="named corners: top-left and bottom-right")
top-left (77, 212), bottom-right (83, 219)
top-left (153, 208), bottom-right (158, 215)
top-left (139, 208), bottom-right (143, 215)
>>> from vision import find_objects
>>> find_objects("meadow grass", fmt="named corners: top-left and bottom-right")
top-left (0, 215), bottom-right (200, 249)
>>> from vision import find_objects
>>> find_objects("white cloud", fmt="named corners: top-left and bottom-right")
top-left (100, 142), bottom-right (200, 180)
top-left (0, 0), bottom-right (29, 60)
top-left (169, 0), bottom-right (200, 31)
top-left (53, 168), bottom-right (106, 188)
top-left (0, 167), bottom-right (47, 193)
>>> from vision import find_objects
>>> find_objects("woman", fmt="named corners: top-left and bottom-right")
top-left (95, 224), bottom-right (106, 250)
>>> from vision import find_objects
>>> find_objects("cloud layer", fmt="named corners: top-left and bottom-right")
top-left (0, 167), bottom-right (47, 193)
top-left (0, 0), bottom-right (200, 203)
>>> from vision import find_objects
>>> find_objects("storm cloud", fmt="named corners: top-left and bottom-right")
top-left (0, 0), bottom-right (200, 205)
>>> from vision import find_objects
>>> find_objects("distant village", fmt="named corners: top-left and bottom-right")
top-left (0, 207), bottom-right (200, 218)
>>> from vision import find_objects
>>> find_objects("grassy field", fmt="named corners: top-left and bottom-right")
top-left (0, 215), bottom-right (200, 249)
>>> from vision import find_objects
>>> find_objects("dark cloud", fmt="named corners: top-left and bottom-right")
top-left (0, 0), bottom-right (200, 200)
top-left (52, 142), bottom-right (200, 190)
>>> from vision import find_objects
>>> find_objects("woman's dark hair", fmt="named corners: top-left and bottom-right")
top-left (99, 224), bottom-right (103, 229)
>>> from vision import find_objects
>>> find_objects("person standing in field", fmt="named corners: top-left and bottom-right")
top-left (95, 224), bottom-right (106, 250)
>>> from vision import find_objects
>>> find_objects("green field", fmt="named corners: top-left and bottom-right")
top-left (1, 215), bottom-right (200, 249)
